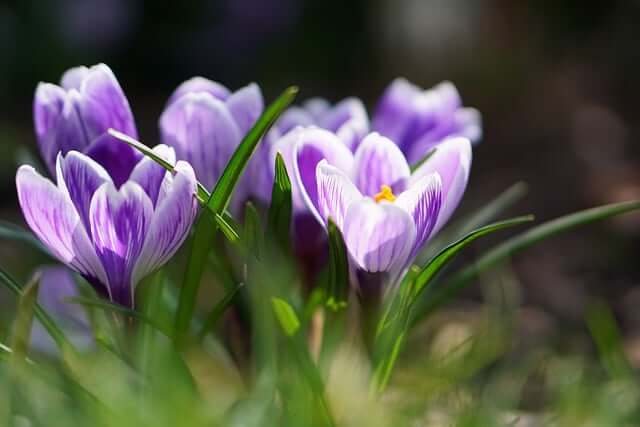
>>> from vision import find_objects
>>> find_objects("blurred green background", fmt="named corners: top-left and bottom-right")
top-left (1, 0), bottom-right (640, 361)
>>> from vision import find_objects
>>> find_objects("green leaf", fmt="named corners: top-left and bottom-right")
top-left (244, 201), bottom-right (264, 257)
top-left (413, 215), bottom-right (534, 298)
top-left (0, 221), bottom-right (49, 255)
top-left (207, 86), bottom-right (298, 214)
top-left (174, 86), bottom-right (297, 348)
top-left (418, 199), bottom-right (640, 320)
top-left (108, 129), bottom-right (210, 202)
top-left (409, 148), bottom-right (435, 172)
top-left (372, 215), bottom-right (533, 394)
top-left (271, 297), bottom-right (301, 337)
top-left (198, 282), bottom-right (244, 340)
top-left (0, 267), bottom-right (71, 353)
top-left (267, 153), bottom-right (292, 252)
top-left (67, 296), bottom-right (172, 338)
top-left (10, 274), bottom-right (40, 361)
top-left (326, 219), bottom-right (349, 311)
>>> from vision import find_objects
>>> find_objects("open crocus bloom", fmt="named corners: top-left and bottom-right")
top-left (293, 130), bottom-right (472, 274)
top-left (160, 77), bottom-right (264, 196)
top-left (372, 78), bottom-right (481, 165)
top-left (16, 147), bottom-right (198, 307)
top-left (34, 63), bottom-right (141, 187)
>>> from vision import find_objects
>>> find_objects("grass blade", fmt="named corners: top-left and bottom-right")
top-left (271, 297), bottom-right (301, 337)
top-left (326, 219), bottom-right (349, 311)
top-left (267, 153), bottom-right (292, 252)
top-left (244, 201), bottom-right (264, 257)
top-left (198, 282), bottom-right (244, 340)
top-left (417, 200), bottom-right (640, 321)
top-left (10, 275), bottom-right (40, 361)
top-left (0, 267), bottom-right (72, 352)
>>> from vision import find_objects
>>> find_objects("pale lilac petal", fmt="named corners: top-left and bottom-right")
top-left (318, 97), bottom-right (369, 151)
top-left (78, 64), bottom-right (138, 142)
top-left (132, 161), bottom-right (198, 285)
top-left (89, 181), bottom-right (153, 306)
top-left (411, 137), bottom-right (472, 232)
top-left (60, 66), bottom-right (90, 90)
top-left (226, 83), bottom-right (264, 135)
top-left (303, 98), bottom-right (331, 120)
top-left (352, 132), bottom-right (411, 197)
top-left (342, 199), bottom-right (416, 273)
top-left (159, 92), bottom-right (241, 190)
top-left (395, 173), bottom-right (442, 256)
top-left (167, 77), bottom-right (231, 105)
top-left (455, 107), bottom-right (482, 144)
top-left (56, 151), bottom-right (112, 232)
top-left (371, 78), bottom-right (421, 145)
top-left (129, 144), bottom-right (176, 206)
top-left (314, 160), bottom-right (362, 229)
top-left (34, 87), bottom-right (93, 175)
top-left (16, 166), bottom-right (108, 289)
top-left (285, 127), bottom-right (354, 213)
top-left (84, 132), bottom-right (142, 187)
top-left (276, 107), bottom-right (315, 135)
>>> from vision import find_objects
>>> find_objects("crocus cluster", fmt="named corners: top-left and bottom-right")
top-left (18, 63), bottom-right (481, 307)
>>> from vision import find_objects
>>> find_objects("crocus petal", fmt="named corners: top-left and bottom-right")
top-left (132, 161), bottom-right (198, 285)
top-left (56, 151), bottom-right (112, 232)
top-left (78, 64), bottom-right (138, 142)
top-left (342, 199), bottom-right (416, 273)
top-left (455, 107), bottom-right (482, 144)
top-left (160, 92), bottom-right (241, 190)
top-left (303, 98), bottom-right (331, 120)
top-left (285, 127), bottom-right (354, 213)
top-left (314, 160), bottom-right (362, 229)
top-left (371, 78), bottom-right (421, 145)
top-left (226, 83), bottom-right (264, 135)
top-left (276, 107), bottom-right (315, 135)
top-left (16, 166), bottom-right (108, 289)
top-left (395, 173), bottom-right (442, 256)
top-left (352, 132), bottom-right (411, 197)
top-left (84, 133), bottom-right (142, 187)
top-left (129, 144), bottom-right (176, 206)
top-left (318, 97), bottom-right (369, 151)
top-left (89, 181), bottom-right (153, 306)
top-left (33, 83), bottom-right (72, 175)
top-left (411, 137), bottom-right (472, 232)
top-left (60, 66), bottom-right (90, 90)
top-left (167, 77), bottom-right (231, 106)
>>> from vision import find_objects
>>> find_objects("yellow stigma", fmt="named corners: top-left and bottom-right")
top-left (373, 185), bottom-right (396, 203)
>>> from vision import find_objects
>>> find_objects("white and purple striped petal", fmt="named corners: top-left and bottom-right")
top-left (411, 137), bottom-right (472, 233)
top-left (314, 160), bottom-right (362, 229)
top-left (129, 144), bottom-right (176, 206)
top-left (89, 181), bottom-right (153, 306)
top-left (342, 199), bottom-right (416, 273)
top-left (132, 161), bottom-right (198, 285)
top-left (352, 133), bottom-right (411, 197)
top-left (16, 165), bottom-right (108, 291)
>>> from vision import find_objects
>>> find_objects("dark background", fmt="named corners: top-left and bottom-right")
top-left (1, 0), bottom-right (640, 341)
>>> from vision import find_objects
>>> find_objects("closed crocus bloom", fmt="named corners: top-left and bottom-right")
top-left (16, 146), bottom-right (198, 307)
top-left (30, 267), bottom-right (93, 354)
top-left (295, 131), bottom-right (472, 275)
top-left (372, 78), bottom-right (481, 165)
top-left (33, 63), bottom-right (141, 187)
top-left (160, 77), bottom-right (264, 194)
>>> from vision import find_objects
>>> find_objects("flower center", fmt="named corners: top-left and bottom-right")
top-left (373, 185), bottom-right (396, 203)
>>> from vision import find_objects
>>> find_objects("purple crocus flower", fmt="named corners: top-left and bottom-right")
top-left (33, 63), bottom-right (141, 187)
top-left (16, 146), bottom-right (198, 307)
top-left (30, 267), bottom-right (93, 354)
top-left (372, 78), bottom-right (481, 165)
top-left (159, 77), bottom-right (264, 198)
top-left (293, 130), bottom-right (472, 275)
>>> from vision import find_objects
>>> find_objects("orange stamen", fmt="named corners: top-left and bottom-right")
top-left (373, 185), bottom-right (396, 203)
